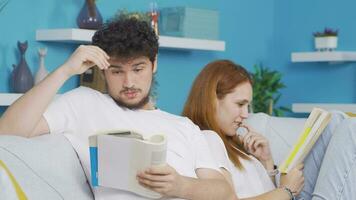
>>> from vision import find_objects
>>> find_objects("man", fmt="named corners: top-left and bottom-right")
top-left (0, 18), bottom-right (235, 200)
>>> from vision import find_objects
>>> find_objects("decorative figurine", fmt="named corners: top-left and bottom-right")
top-left (35, 47), bottom-right (49, 84)
top-left (11, 41), bottom-right (34, 93)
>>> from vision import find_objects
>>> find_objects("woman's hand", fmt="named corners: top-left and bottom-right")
top-left (136, 164), bottom-right (183, 198)
top-left (280, 164), bottom-right (305, 196)
top-left (61, 45), bottom-right (110, 77)
top-left (239, 125), bottom-right (273, 164)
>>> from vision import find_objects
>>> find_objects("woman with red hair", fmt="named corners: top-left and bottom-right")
top-left (182, 59), bottom-right (355, 200)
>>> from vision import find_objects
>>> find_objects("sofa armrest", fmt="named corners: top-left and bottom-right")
top-left (0, 134), bottom-right (93, 200)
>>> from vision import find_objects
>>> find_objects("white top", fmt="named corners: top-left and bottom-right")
top-left (203, 130), bottom-right (275, 199)
top-left (43, 87), bottom-right (219, 200)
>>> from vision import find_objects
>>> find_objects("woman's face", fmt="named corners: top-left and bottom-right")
top-left (215, 81), bottom-right (252, 137)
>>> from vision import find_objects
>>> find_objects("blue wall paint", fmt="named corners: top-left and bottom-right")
top-left (0, 0), bottom-right (355, 116)
top-left (217, 1), bottom-right (275, 68)
top-left (272, 0), bottom-right (356, 110)
top-left (0, 0), bottom-right (222, 115)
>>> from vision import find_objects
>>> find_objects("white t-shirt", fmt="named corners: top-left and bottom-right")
top-left (43, 87), bottom-right (219, 200)
top-left (203, 130), bottom-right (275, 199)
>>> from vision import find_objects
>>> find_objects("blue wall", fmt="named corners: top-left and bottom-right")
top-left (0, 0), bottom-right (355, 116)
top-left (273, 0), bottom-right (356, 108)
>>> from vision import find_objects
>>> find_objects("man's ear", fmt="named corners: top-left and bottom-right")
top-left (153, 55), bottom-right (158, 73)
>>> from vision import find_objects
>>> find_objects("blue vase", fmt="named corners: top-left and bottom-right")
top-left (11, 41), bottom-right (34, 93)
top-left (76, 0), bottom-right (103, 30)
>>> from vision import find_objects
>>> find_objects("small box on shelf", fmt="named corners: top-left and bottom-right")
top-left (159, 7), bottom-right (219, 40)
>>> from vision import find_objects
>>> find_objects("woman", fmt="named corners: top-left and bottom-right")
top-left (182, 60), bottom-right (355, 200)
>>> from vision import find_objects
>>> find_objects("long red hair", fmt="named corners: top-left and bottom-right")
top-left (182, 60), bottom-right (252, 169)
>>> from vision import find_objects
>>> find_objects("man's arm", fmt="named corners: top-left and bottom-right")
top-left (0, 45), bottom-right (109, 137)
top-left (137, 165), bottom-right (236, 200)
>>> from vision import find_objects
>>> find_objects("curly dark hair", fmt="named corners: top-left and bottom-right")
top-left (92, 18), bottom-right (158, 64)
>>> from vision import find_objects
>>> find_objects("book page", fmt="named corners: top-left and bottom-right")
top-left (288, 111), bottom-right (331, 171)
top-left (279, 108), bottom-right (330, 173)
top-left (98, 135), bottom-right (133, 189)
top-left (96, 132), bottom-right (166, 198)
top-left (129, 137), bottom-right (166, 198)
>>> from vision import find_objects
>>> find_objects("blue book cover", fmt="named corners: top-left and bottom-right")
top-left (89, 136), bottom-right (98, 186)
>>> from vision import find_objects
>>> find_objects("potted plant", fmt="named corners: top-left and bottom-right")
top-left (250, 64), bottom-right (291, 116)
top-left (114, 9), bottom-right (151, 23)
top-left (313, 28), bottom-right (338, 51)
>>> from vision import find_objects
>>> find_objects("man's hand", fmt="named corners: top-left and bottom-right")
top-left (61, 45), bottom-right (110, 77)
top-left (136, 164), bottom-right (183, 198)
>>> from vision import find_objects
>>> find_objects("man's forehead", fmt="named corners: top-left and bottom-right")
top-left (108, 57), bottom-right (151, 68)
top-left (109, 56), bottom-right (149, 64)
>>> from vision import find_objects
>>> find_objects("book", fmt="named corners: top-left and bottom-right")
top-left (89, 130), bottom-right (167, 198)
top-left (279, 108), bottom-right (331, 173)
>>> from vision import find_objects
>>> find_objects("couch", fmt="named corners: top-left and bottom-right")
top-left (0, 113), bottom-right (306, 199)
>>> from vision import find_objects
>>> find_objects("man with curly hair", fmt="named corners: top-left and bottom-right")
top-left (0, 18), bottom-right (235, 199)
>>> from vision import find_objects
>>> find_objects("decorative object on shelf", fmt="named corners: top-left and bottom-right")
top-left (150, 2), bottom-right (159, 35)
top-left (114, 9), bottom-right (151, 23)
top-left (159, 7), bottom-right (219, 40)
top-left (77, 0), bottom-right (103, 30)
top-left (11, 41), bottom-right (34, 93)
top-left (80, 68), bottom-right (106, 93)
top-left (35, 48), bottom-right (49, 85)
top-left (313, 27), bottom-right (338, 52)
top-left (250, 64), bottom-right (290, 116)
top-left (114, 7), bottom-right (158, 34)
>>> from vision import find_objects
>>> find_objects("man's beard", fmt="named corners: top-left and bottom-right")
top-left (113, 93), bottom-right (150, 110)
top-left (105, 75), bottom-right (157, 110)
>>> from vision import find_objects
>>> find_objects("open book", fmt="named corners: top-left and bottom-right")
top-left (89, 130), bottom-right (167, 199)
top-left (279, 108), bottom-right (331, 173)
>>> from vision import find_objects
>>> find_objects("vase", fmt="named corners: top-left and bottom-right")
top-left (76, 0), bottom-right (103, 30)
top-left (315, 36), bottom-right (338, 52)
top-left (35, 48), bottom-right (49, 85)
top-left (11, 41), bottom-right (34, 93)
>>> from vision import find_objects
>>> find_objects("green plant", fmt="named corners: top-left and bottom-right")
top-left (313, 27), bottom-right (338, 37)
top-left (250, 64), bottom-right (291, 116)
top-left (114, 9), bottom-right (151, 23)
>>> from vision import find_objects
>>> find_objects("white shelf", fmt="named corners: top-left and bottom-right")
top-left (0, 93), bottom-right (61, 106)
top-left (291, 51), bottom-right (356, 62)
top-left (36, 29), bottom-right (226, 51)
top-left (292, 103), bottom-right (356, 113)
top-left (0, 93), bottom-right (23, 106)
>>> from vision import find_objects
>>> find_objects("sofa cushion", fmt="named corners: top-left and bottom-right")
top-left (247, 113), bottom-right (306, 165)
top-left (0, 134), bottom-right (93, 200)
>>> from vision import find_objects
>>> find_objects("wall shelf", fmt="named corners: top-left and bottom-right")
top-left (0, 93), bottom-right (22, 106)
top-left (0, 93), bottom-right (61, 106)
top-left (36, 29), bottom-right (226, 51)
top-left (292, 103), bottom-right (356, 113)
top-left (291, 51), bottom-right (356, 62)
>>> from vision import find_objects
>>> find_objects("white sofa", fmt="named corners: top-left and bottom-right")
top-left (0, 113), bottom-right (306, 199)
